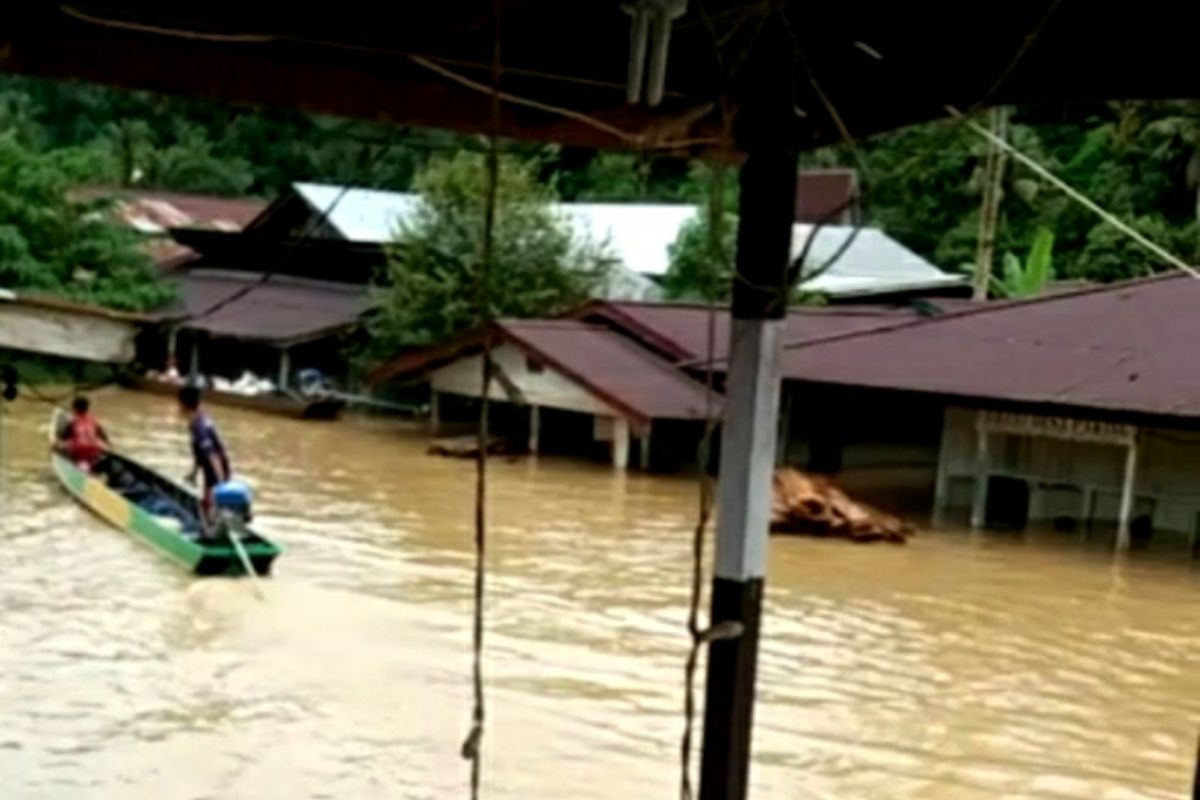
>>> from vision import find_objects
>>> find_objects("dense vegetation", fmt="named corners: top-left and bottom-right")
top-left (1, 73), bottom-right (1199, 311)
top-left (0, 134), bottom-right (170, 311)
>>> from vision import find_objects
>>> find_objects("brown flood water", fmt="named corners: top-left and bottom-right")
top-left (2, 390), bottom-right (1199, 799)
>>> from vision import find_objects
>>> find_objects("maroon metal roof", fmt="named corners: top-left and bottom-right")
top-left (575, 300), bottom-right (925, 363)
top-left (794, 170), bottom-right (857, 224)
top-left (370, 318), bottom-right (719, 424)
top-left (778, 274), bottom-right (1200, 421)
top-left (168, 269), bottom-right (368, 345)
top-left (498, 320), bottom-right (718, 424)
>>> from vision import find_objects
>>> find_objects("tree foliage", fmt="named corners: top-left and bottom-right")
top-left (366, 153), bottom-right (613, 357)
top-left (855, 103), bottom-right (1200, 284)
top-left (993, 228), bottom-right (1055, 298)
top-left (0, 134), bottom-right (172, 311)
top-left (4, 71), bottom-right (1200, 314)
top-left (663, 210), bottom-right (735, 302)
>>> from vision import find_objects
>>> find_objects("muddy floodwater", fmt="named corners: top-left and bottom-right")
top-left (2, 390), bottom-right (1199, 799)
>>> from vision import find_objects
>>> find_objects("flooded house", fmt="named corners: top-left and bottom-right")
top-left (370, 318), bottom-right (716, 469)
top-left (402, 275), bottom-right (1200, 552)
top-left (766, 274), bottom-right (1200, 550)
top-left (370, 299), bottom-right (947, 469)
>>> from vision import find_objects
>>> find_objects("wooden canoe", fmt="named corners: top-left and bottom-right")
top-left (124, 375), bottom-right (344, 421)
top-left (49, 411), bottom-right (281, 576)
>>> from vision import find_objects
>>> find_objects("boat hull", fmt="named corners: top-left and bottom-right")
top-left (50, 414), bottom-right (281, 576)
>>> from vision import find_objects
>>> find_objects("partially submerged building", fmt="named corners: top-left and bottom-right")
top-left (371, 300), bottom-right (941, 469)
top-left (372, 318), bottom-right (716, 469)
top-left (761, 274), bottom-right (1200, 549)
top-left (147, 271), bottom-right (369, 387)
top-left (376, 278), bottom-right (1200, 550)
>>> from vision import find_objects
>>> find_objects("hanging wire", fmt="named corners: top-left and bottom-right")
top-left (460, 2), bottom-right (503, 798)
top-left (678, 149), bottom-right (728, 800)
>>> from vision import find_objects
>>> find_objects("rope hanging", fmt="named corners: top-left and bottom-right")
top-left (461, 2), bottom-right (503, 798)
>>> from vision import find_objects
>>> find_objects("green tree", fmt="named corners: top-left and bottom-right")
top-left (663, 209), bottom-right (735, 301)
top-left (0, 134), bottom-right (172, 311)
top-left (366, 152), bottom-right (612, 358)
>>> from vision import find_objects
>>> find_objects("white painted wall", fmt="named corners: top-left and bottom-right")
top-left (431, 343), bottom-right (621, 417)
top-left (939, 406), bottom-right (1200, 535)
top-left (0, 302), bottom-right (137, 363)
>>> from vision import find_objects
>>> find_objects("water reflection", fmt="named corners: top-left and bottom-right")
top-left (0, 390), bottom-right (1197, 798)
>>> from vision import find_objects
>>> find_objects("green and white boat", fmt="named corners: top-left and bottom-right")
top-left (49, 410), bottom-right (281, 576)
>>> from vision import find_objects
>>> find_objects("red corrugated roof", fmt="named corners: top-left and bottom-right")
top-left (498, 320), bottom-right (717, 423)
top-left (166, 269), bottom-right (368, 345)
top-left (778, 274), bottom-right (1200, 421)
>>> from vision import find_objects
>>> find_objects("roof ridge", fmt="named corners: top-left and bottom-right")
top-left (500, 317), bottom-right (601, 328)
top-left (779, 272), bottom-right (1189, 353)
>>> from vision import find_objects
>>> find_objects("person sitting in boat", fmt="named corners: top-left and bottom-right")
top-left (55, 396), bottom-right (110, 471)
top-left (178, 385), bottom-right (231, 519)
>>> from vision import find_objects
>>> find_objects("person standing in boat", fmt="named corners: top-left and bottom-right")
top-left (55, 396), bottom-right (110, 470)
top-left (178, 385), bottom-right (231, 517)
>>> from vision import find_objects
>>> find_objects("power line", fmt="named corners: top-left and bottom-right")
top-left (945, 104), bottom-right (1199, 279)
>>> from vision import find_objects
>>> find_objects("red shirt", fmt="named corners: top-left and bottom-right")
top-left (63, 413), bottom-right (105, 465)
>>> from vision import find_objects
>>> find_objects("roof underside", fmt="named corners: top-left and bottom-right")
top-left (2, 2), bottom-right (1195, 153)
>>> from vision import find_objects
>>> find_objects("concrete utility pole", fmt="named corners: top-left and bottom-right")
top-left (699, 144), bottom-right (797, 800)
top-left (972, 105), bottom-right (1012, 300)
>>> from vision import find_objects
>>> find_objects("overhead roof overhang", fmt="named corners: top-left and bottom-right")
top-left (2, 2), bottom-right (1195, 155)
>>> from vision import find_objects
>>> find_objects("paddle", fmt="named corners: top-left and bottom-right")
top-left (226, 526), bottom-right (264, 600)
top-left (188, 473), bottom-right (264, 600)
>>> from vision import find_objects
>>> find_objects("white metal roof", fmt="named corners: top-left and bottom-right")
top-left (294, 183), bottom-right (422, 242)
top-left (291, 183), bottom-right (962, 298)
top-left (791, 224), bottom-right (964, 294)
top-left (292, 183), bottom-right (665, 301)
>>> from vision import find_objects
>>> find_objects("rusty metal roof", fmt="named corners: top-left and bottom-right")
top-left (74, 186), bottom-right (268, 268)
top-left (74, 186), bottom-right (266, 232)
top-left (777, 274), bottom-right (1200, 423)
top-left (166, 269), bottom-right (368, 345)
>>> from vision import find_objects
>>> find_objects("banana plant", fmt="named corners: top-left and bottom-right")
top-left (995, 228), bottom-right (1055, 298)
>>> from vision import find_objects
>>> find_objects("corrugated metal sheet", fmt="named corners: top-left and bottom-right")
top-left (792, 225), bottom-right (965, 296)
top-left (577, 300), bottom-right (924, 362)
top-left (170, 269), bottom-right (368, 345)
top-left (292, 183), bottom-right (663, 300)
top-left (777, 274), bottom-right (1200, 421)
top-left (75, 187), bottom-right (267, 233)
top-left (292, 183), bottom-right (962, 299)
top-left (498, 320), bottom-right (716, 422)
top-left (371, 318), bottom-right (717, 422)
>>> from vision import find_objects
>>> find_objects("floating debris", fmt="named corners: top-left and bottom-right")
top-left (770, 468), bottom-right (912, 544)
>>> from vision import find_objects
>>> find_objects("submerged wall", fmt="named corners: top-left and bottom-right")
top-left (939, 406), bottom-right (1200, 540)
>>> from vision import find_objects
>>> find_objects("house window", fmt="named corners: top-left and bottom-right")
top-left (526, 356), bottom-right (545, 374)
